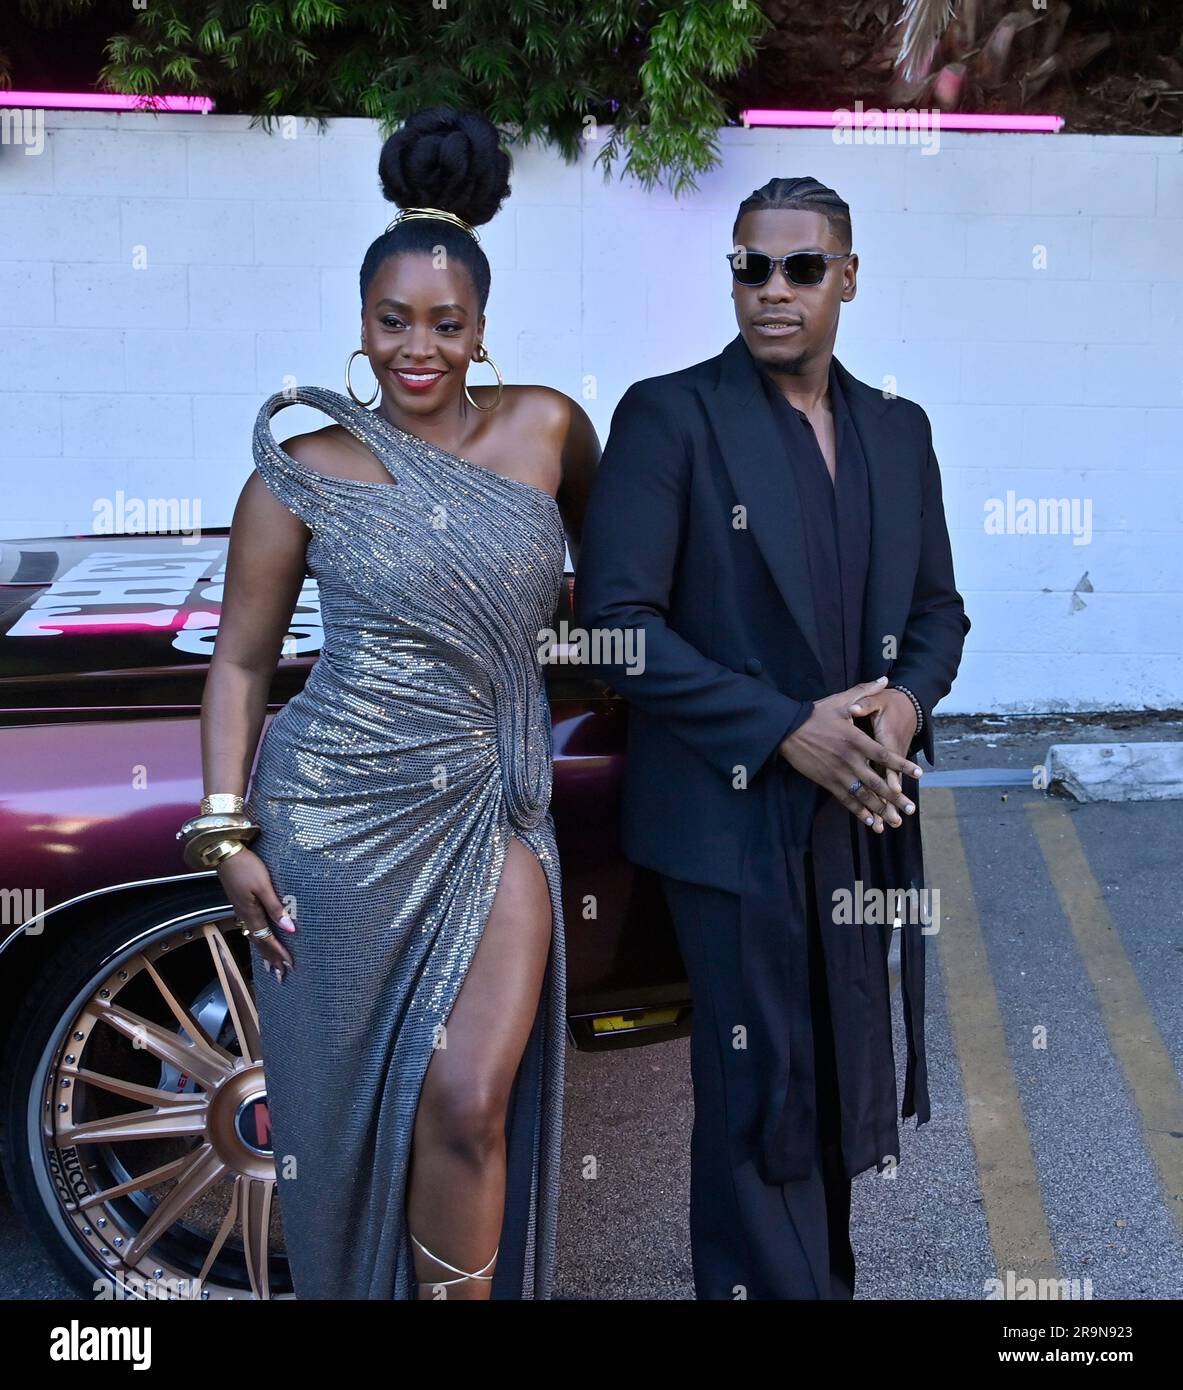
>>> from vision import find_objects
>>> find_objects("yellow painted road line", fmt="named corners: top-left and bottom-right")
top-left (1028, 797), bottom-right (1183, 1237)
top-left (924, 787), bottom-right (1060, 1283)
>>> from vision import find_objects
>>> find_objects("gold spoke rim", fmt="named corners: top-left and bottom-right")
top-left (73, 1152), bottom-right (194, 1212)
top-left (41, 911), bottom-right (289, 1298)
top-left (236, 1175), bottom-right (274, 1301)
top-left (90, 1000), bottom-right (234, 1091)
top-left (122, 1142), bottom-right (227, 1265)
top-left (56, 1100), bottom-right (209, 1147)
top-left (202, 923), bottom-right (261, 1064)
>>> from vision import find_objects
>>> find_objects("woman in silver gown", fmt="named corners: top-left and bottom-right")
top-left (199, 108), bottom-right (599, 1299)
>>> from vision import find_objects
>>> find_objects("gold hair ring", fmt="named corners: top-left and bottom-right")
top-left (385, 207), bottom-right (480, 243)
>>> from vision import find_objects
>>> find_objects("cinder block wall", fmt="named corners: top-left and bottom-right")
top-left (1, 112), bottom-right (1180, 712)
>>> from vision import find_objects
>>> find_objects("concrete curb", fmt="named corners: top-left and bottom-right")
top-left (1046, 742), bottom-right (1183, 802)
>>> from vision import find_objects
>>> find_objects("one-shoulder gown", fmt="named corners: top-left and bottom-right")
top-left (243, 385), bottom-right (567, 1299)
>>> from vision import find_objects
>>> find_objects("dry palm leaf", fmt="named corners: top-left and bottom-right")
top-left (895, 0), bottom-right (956, 83)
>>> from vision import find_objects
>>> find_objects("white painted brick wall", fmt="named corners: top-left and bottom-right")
top-left (1, 111), bottom-right (1181, 714)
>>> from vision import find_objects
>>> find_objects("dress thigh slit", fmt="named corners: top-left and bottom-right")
top-left (401, 818), bottom-right (564, 1300)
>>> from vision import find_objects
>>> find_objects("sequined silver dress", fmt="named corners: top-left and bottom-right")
top-left (243, 385), bottom-right (567, 1300)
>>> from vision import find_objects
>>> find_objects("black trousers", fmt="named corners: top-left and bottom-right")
top-left (659, 866), bottom-right (856, 1300)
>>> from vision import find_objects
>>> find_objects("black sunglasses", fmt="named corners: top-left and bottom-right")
top-left (725, 249), bottom-right (851, 288)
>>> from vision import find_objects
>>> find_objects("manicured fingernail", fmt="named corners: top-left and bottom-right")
top-left (864, 814), bottom-right (874, 825)
top-left (278, 913), bottom-right (296, 932)
top-left (905, 803), bottom-right (915, 814)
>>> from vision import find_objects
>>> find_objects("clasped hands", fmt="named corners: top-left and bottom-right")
top-left (778, 675), bottom-right (922, 834)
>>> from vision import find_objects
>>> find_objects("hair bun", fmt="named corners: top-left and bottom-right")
top-left (378, 107), bottom-right (511, 229)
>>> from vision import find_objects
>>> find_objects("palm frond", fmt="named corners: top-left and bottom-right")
top-left (895, 0), bottom-right (956, 82)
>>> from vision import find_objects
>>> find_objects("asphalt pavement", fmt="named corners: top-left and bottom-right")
top-left (553, 713), bottom-right (1183, 1300)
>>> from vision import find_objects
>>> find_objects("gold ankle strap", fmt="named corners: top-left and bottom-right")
top-left (410, 1230), bottom-right (498, 1285)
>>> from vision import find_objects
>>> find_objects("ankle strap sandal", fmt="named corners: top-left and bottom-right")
top-left (411, 1230), bottom-right (499, 1287)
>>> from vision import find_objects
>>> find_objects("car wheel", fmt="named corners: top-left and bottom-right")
top-left (1, 892), bottom-right (291, 1300)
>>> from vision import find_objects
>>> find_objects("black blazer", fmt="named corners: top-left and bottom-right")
top-left (575, 332), bottom-right (971, 895)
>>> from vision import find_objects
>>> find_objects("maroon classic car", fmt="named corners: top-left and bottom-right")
top-left (0, 529), bottom-right (688, 1300)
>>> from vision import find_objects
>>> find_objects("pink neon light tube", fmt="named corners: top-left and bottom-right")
top-left (742, 107), bottom-right (1063, 133)
top-left (0, 91), bottom-right (212, 113)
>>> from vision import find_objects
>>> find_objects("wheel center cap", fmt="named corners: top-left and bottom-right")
top-left (206, 1063), bottom-right (275, 1177)
top-left (233, 1091), bottom-right (273, 1156)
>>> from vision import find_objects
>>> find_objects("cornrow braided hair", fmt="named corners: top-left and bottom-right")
top-left (732, 177), bottom-right (852, 251)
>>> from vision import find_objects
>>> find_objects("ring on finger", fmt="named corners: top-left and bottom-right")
top-left (849, 778), bottom-right (863, 794)
top-left (251, 925), bottom-right (275, 939)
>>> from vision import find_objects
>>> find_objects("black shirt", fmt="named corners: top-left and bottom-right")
top-left (757, 361), bottom-right (900, 1173)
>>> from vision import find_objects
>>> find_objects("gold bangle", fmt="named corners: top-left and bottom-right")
top-left (180, 811), bottom-right (257, 828)
top-left (201, 793), bottom-right (245, 815)
top-left (202, 839), bottom-right (247, 869)
top-left (179, 812), bottom-right (257, 837)
top-left (178, 814), bottom-right (259, 870)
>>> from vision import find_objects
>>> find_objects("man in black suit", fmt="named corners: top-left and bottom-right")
top-left (575, 177), bottom-right (970, 1300)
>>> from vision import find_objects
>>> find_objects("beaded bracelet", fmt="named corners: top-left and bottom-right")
top-left (887, 681), bottom-right (924, 737)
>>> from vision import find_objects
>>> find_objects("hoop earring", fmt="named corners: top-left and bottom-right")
top-left (346, 349), bottom-right (379, 407)
top-left (463, 344), bottom-right (503, 412)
